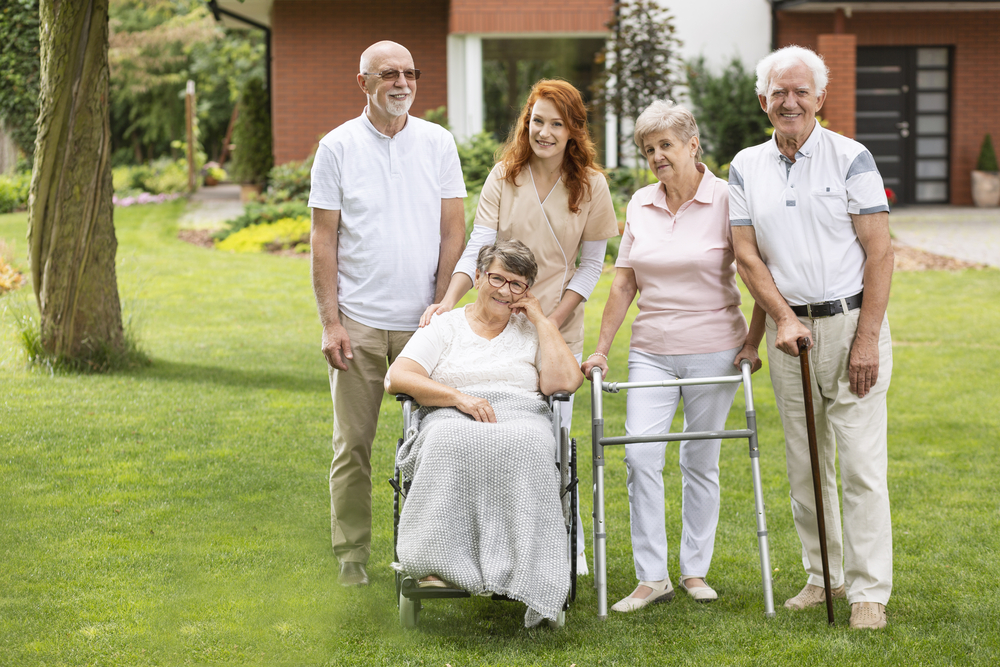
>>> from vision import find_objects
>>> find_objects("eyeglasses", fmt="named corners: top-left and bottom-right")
top-left (486, 272), bottom-right (528, 295)
top-left (362, 69), bottom-right (421, 81)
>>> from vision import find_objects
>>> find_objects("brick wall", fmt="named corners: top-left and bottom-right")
top-left (816, 34), bottom-right (856, 138)
top-left (271, 0), bottom-right (449, 164)
top-left (776, 10), bottom-right (1000, 205)
top-left (450, 0), bottom-right (612, 34)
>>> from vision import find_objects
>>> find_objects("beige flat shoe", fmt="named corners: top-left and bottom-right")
top-left (610, 579), bottom-right (675, 613)
top-left (849, 601), bottom-right (887, 629)
top-left (679, 576), bottom-right (718, 603)
top-left (784, 582), bottom-right (846, 610)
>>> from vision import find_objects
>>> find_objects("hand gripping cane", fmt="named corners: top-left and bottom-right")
top-left (798, 338), bottom-right (836, 626)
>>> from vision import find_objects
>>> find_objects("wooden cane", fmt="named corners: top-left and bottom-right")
top-left (798, 337), bottom-right (835, 626)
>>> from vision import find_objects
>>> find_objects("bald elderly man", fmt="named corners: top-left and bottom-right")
top-left (308, 41), bottom-right (467, 587)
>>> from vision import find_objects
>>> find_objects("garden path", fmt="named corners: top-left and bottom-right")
top-left (178, 183), bottom-right (244, 231)
top-left (891, 206), bottom-right (1000, 268)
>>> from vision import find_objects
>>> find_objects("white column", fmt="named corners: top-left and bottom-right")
top-left (604, 110), bottom-right (618, 169)
top-left (447, 34), bottom-right (483, 142)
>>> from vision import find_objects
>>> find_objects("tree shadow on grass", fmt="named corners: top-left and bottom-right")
top-left (130, 358), bottom-right (330, 394)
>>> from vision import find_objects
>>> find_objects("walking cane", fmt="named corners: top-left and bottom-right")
top-left (798, 337), bottom-right (835, 626)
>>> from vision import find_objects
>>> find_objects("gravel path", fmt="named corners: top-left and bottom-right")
top-left (890, 206), bottom-right (1000, 269)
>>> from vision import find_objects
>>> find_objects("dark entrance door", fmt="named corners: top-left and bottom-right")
top-left (856, 47), bottom-right (951, 205)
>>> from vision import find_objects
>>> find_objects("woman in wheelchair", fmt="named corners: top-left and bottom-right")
top-left (385, 239), bottom-right (584, 627)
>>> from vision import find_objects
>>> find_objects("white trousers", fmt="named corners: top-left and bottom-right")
top-left (623, 346), bottom-right (741, 581)
top-left (766, 309), bottom-right (893, 605)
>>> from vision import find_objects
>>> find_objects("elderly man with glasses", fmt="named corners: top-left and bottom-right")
top-left (729, 45), bottom-right (894, 629)
top-left (308, 40), bottom-right (467, 587)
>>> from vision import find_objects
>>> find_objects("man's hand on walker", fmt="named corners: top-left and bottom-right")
top-left (321, 322), bottom-right (353, 371)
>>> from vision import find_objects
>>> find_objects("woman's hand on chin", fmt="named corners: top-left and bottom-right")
top-left (455, 393), bottom-right (497, 423)
top-left (508, 289), bottom-right (544, 322)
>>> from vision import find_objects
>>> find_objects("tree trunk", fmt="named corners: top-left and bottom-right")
top-left (28, 0), bottom-right (123, 359)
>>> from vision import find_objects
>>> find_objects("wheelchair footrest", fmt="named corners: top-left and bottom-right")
top-left (400, 577), bottom-right (471, 600)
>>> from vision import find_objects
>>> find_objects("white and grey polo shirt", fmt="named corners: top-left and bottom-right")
top-left (729, 121), bottom-right (889, 307)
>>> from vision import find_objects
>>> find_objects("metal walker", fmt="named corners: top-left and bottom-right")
top-left (589, 360), bottom-right (776, 619)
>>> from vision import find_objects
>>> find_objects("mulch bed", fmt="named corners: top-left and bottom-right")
top-left (176, 229), bottom-right (215, 249)
top-left (891, 239), bottom-right (987, 272)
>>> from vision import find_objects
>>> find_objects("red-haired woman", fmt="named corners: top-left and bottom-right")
top-left (421, 79), bottom-right (619, 573)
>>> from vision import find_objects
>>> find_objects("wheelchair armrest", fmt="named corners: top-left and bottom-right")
top-left (549, 392), bottom-right (572, 402)
top-left (395, 393), bottom-right (415, 403)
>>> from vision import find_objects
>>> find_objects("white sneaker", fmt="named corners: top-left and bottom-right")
top-left (576, 552), bottom-right (589, 577)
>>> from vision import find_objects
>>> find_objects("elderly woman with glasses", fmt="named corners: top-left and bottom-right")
top-left (386, 239), bottom-right (584, 627)
top-left (581, 100), bottom-right (765, 613)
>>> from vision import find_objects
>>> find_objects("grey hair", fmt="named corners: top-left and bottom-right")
top-left (633, 100), bottom-right (703, 159)
top-left (755, 45), bottom-right (829, 96)
top-left (476, 239), bottom-right (538, 286)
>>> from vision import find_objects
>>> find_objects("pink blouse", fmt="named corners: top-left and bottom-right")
top-left (616, 164), bottom-right (748, 355)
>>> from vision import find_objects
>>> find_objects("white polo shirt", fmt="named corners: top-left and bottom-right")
top-left (309, 110), bottom-right (466, 331)
top-left (729, 121), bottom-right (888, 306)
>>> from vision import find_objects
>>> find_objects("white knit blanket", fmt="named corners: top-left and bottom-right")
top-left (395, 390), bottom-right (570, 627)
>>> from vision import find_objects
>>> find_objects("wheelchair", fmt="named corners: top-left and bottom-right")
top-left (389, 391), bottom-right (579, 628)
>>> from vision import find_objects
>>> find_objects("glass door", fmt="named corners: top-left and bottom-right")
top-left (856, 47), bottom-right (952, 204)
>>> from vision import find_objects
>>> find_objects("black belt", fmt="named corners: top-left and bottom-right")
top-left (791, 291), bottom-right (864, 318)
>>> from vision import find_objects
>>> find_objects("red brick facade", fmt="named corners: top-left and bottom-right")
top-left (777, 10), bottom-right (1000, 205)
top-left (271, 0), bottom-right (450, 164)
top-left (816, 34), bottom-right (856, 139)
top-left (449, 0), bottom-right (612, 34)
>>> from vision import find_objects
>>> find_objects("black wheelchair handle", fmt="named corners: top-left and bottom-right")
top-left (550, 392), bottom-right (572, 401)
top-left (395, 393), bottom-right (415, 403)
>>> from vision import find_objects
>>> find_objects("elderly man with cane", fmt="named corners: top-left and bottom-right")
top-left (729, 45), bottom-right (894, 629)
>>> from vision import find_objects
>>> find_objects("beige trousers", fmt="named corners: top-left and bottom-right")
top-left (328, 312), bottom-right (414, 564)
top-left (766, 309), bottom-right (893, 605)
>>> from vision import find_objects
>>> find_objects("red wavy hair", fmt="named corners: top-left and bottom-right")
top-left (497, 79), bottom-right (600, 214)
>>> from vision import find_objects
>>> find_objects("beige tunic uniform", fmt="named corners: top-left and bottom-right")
top-left (475, 164), bottom-right (619, 355)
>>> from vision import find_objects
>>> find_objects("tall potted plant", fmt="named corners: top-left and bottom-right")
top-left (230, 77), bottom-right (273, 203)
top-left (971, 133), bottom-right (1000, 208)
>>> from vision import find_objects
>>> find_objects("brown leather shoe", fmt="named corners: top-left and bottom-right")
top-left (339, 561), bottom-right (369, 587)
top-left (850, 601), bottom-right (887, 629)
top-left (784, 583), bottom-right (846, 610)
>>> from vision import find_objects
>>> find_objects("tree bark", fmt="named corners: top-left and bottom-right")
top-left (28, 0), bottom-right (123, 359)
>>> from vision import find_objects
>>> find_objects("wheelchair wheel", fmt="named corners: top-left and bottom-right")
top-left (399, 588), bottom-right (420, 628)
top-left (546, 609), bottom-right (566, 629)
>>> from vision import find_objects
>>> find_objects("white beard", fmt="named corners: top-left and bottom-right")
top-left (385, 90), bottom-right (413, 117)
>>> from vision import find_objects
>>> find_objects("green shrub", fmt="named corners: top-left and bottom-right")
top-left (214, 200), bottom-right (310, 240)
top-left (230, 77), bottom-right (273, 185)
top-left (112, 158), bottom-right (192, 197)
top-left (0, 171), bottom-right (31, 213)
top-left (422, 106), bottom-right (449, 129)
top-left (976, 134), bottom-right (998, 172)
top-left (216, 216), bottom-right (310, 253)
top-left (267, 157), bottom-right (313, 203)
top-left (686, 56), bottom-right (770, 168)
top-left (457, 131), bottom-right (500, 194)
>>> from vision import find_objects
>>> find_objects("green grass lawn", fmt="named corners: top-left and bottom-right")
top-left (1, 204), bottom-right (999, 666)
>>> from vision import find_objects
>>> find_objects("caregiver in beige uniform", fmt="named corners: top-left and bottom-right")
top-left (421, 79), bottom-right (619, 573)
